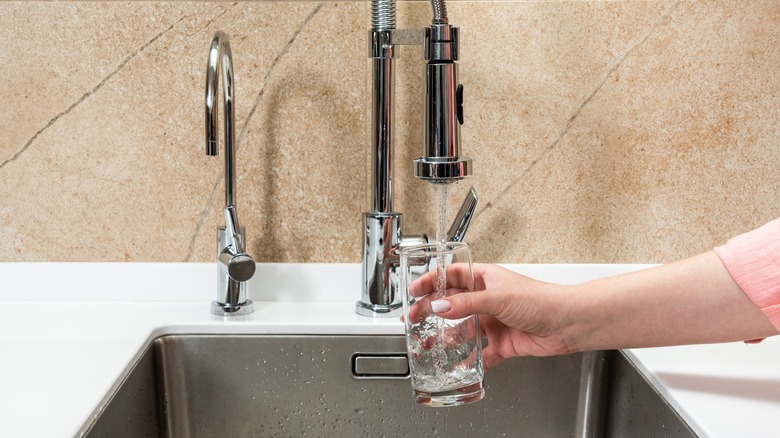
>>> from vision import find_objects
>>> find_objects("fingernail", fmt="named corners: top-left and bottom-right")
top-left (431, 300), bottom-right (452, 313)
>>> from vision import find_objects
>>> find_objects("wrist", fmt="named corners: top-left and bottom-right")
top-left (556, 281), bottom-right (606, 353)
top-left (536, 282), bottom-right (587, 354)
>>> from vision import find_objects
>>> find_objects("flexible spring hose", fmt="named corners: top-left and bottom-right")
top-left (431, 0), bottom-right (448, 24)
top-left (371, 0), bottom-right (447, 30)
top-left (371, 0), bottom-right (396, 30)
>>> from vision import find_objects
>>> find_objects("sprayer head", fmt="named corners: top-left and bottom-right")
top-left (414, 24), bottom-right (471, 185)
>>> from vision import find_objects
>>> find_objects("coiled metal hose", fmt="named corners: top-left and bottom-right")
top-left (431, 0), bottom-right (448, 24)
top-left (371, 0), bottom-right (396, 30)
top-left (371, 0), bottom-right (447, 30)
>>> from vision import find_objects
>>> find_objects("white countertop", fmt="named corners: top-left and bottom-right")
top-left (1, 263), bottom-right (778, 437)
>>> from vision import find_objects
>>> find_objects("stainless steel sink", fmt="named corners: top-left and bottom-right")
top-left (83, 335), bottom-right (696, 437)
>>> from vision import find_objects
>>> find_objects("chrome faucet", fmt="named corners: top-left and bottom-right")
top-left (357, 0), bottom-right (477, 317)
top-left (205, 31), bottom-right (256, 316)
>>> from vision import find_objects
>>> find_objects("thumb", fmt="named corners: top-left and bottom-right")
top-left (431, 291), bottom-right (499, 320)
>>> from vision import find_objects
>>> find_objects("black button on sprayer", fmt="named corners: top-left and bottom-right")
top-left (456, 84), bottom-right (464, 125)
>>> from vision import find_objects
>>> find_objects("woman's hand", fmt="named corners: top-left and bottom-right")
top-left (412, 252), bottom-right (779, 371)
top-left (408, 263), bottom-right (575, 370)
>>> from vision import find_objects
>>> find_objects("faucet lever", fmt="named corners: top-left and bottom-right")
top-left (219, 206), bottom-right (255, 283)
top-left (222, 206), bottom-right (242, 251)
top-left (447, 186), bottom-right (478, 243)
top-left (218, 248), bottom-right (256, 284)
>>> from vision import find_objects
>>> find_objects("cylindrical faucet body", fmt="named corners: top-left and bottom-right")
top-left (369, 31), bottom-right (396, 213)
top-left (359, 0), bottom-right (416, 316)
top-left (360, 21), bottom-right (414, 317)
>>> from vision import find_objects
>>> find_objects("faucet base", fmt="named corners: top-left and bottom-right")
top-left (211, 300), bottom-right (254, 317)
top-left (359, 213), bottom-right (427, 318)
top-left (355, 300), bottom-right (403, 318)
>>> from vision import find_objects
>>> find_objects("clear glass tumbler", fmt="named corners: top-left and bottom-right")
top-left (400, 241), bottom-right (485, 407)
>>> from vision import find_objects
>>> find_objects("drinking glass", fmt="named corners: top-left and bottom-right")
top-left (400, 241), bottom-right (485, 407)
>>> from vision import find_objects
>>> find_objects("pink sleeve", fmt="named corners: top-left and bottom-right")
top-left (714, 218), bottom-right (780, 331)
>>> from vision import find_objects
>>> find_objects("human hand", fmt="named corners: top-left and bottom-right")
top-left (408, 263), bottom-right (575, 370)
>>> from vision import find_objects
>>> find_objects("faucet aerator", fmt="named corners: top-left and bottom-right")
top-left (413, 156), bottom-right (472, 184)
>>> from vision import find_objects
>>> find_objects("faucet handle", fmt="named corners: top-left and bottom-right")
top-left (219, 206), bottom-right (255, 282)
top-left (218, 249), bottom-right (255, 282)
top-left (214, 225), bottom-right (255, 316)
top-left (447, 186), bottom-right (478, 243)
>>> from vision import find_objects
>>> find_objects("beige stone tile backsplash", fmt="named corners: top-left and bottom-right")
top-left (0, 1), bottom-right (778, 263)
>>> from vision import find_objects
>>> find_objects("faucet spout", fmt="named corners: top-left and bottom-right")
top-left (205, 31), bottom-right (255, 316)
top-left (205, 30), bottom-right (237, 208)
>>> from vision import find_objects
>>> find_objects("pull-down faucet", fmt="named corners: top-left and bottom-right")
top-left (357, 0), bottom-right (477, 317)
top-left (205, 31), bottom-right (256, 316)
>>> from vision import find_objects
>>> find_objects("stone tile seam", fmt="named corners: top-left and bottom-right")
top-left (475, 0), bottom-right (682, 217)
top-left (190, 3), bottom-right (232, 38)
top-left (184, 2), bottom-right (326, 261)
top-left (0, 9), bottom-right (202, 171)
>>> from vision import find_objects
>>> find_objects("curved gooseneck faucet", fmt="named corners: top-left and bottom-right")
top-left (205, 31), bottom-right (256, 316)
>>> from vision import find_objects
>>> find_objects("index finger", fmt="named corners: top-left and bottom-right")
top-left (408, 262), bottom-right (474, 298)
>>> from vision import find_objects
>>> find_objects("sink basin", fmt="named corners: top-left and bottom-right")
top-left (83, 335), bottom-right (695, 437)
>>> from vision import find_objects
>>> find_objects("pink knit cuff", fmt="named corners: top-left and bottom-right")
top-left (714, 218), bottom-right (780, 331)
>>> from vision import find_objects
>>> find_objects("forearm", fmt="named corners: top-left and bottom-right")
top-left (563, 251), bottom-right (779, 351)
